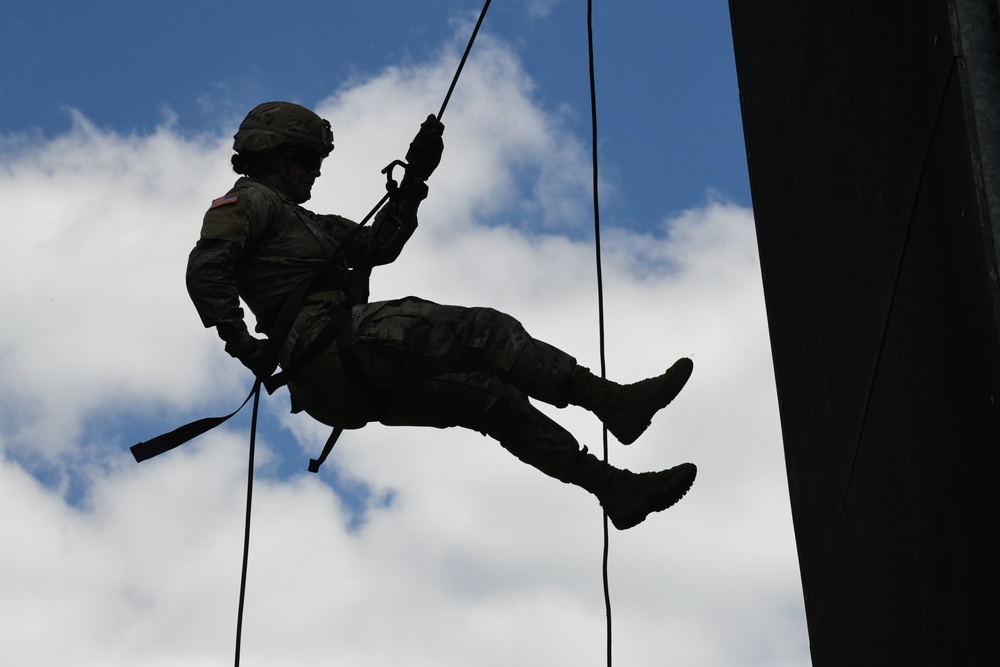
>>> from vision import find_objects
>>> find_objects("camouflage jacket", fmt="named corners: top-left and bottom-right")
top-left (186, 176), bottom-right (424, 361)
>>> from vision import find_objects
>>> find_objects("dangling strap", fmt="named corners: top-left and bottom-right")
top-left (131, 380), bottom-right (261, 463)
top-left (308, 427), bottom-right (344, 473)
top-left (132, 309), bottom-right (369, 466)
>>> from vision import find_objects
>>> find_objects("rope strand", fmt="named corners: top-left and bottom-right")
top-left (234, 380), bottom-right (262, 667)
top-left (586, 1), bottom-right (614, 665)
top-left (439, 0), bottom-right (492, 121)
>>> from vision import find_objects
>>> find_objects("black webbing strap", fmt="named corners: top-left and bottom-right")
top-left (131, 380), bottom-right (261, 463)
top-left (132, 308), bottom-right (368, 467)
top-left (308, 427), bottom-right (344, 473)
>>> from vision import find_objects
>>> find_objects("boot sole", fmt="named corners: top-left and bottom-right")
top-left (608, 463), bottom-right (697, 530)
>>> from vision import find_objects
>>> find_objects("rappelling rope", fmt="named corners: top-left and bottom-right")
top-left (439, 1), bottom-right (492, 121)
top-left (586, 1), bottom-right (615, 665)
top-left (230, 2), bottom-right (493, 666)
top-left (350, 0), bottom-right (493, 229)
top-left (233, 379), bottom-right (261, 667)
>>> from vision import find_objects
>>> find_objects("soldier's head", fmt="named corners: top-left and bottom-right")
top-left (231, 101), bottom-right (334, 203)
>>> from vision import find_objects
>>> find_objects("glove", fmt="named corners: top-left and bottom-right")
top-left (223, 329), bottom-right (279, 380)
top-left (404, 114), bottom-right (445, 182)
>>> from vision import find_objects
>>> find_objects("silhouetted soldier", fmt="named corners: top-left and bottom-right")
top-left (186, 101), bottom-right (696, 529)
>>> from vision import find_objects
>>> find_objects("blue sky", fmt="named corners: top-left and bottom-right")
top-left (0, 2), bottom-right (809, 666)
top-left (2, 0), bottom-right (749, 225)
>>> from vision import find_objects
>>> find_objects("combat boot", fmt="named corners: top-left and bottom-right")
top-left (570, 357), bottom-right (694, 445)
top-left (570, 451), bottom-right (696, 530)
top-left (599, 464), bottom-right (697, 529)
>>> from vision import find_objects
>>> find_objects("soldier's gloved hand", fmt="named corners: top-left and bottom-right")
top-left (224, 329), bottom-right (279, 380)
top-left (404, 114), bottom-right (445, 183)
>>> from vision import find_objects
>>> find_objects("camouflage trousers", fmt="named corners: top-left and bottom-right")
top-left (288, 296), bottom-right (586, 482)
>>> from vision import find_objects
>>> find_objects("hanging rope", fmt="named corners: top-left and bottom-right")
top-left (586, 1), bottom-right (614, 665)
top-left (358, 0), bottom-right (493, 229)
top-left (439, 0), bottom-right (492, 121)
top-left (234, 380), bottom-right (261, 667)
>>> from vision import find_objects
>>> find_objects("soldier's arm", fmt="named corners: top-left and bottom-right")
top-left (333, 179), bottom-right (428, 267)
top-left (185, 189), bottom-right (259, 353)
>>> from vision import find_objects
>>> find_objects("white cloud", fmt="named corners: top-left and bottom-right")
top-left (0, 112), bottom-right (247, 457)
top-left (0, 32), bottom-right (809, 667)
top-left (525, 0), bottom-right (564, 20)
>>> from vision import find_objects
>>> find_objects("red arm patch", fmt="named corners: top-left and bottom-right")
top-left (210, 192), bottom-right (239, 209)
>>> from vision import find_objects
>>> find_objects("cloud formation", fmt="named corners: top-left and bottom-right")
top-left (0, 33), bottom-right (809, 667)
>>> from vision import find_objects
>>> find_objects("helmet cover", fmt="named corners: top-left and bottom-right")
top-left (233, 101), bottom-right (334, 157)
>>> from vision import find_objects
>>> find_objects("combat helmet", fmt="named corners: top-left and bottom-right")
top-left (233, 101), bottom-right (334, 157)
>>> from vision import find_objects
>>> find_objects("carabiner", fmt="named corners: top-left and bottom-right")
top-left (381, 159), bottom-right (408, 198)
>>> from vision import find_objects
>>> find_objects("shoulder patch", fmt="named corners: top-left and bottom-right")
top-left (210, 192), bottom-right (239, 209)
top-left (201, 190), bottom-right (248, 243)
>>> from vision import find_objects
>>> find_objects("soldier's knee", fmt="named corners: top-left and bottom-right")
top-left (470, 308), bottom-right (529, 371)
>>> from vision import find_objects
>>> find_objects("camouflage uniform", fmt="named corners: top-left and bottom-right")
top-left (187, 175), bottom-right (586, 483)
